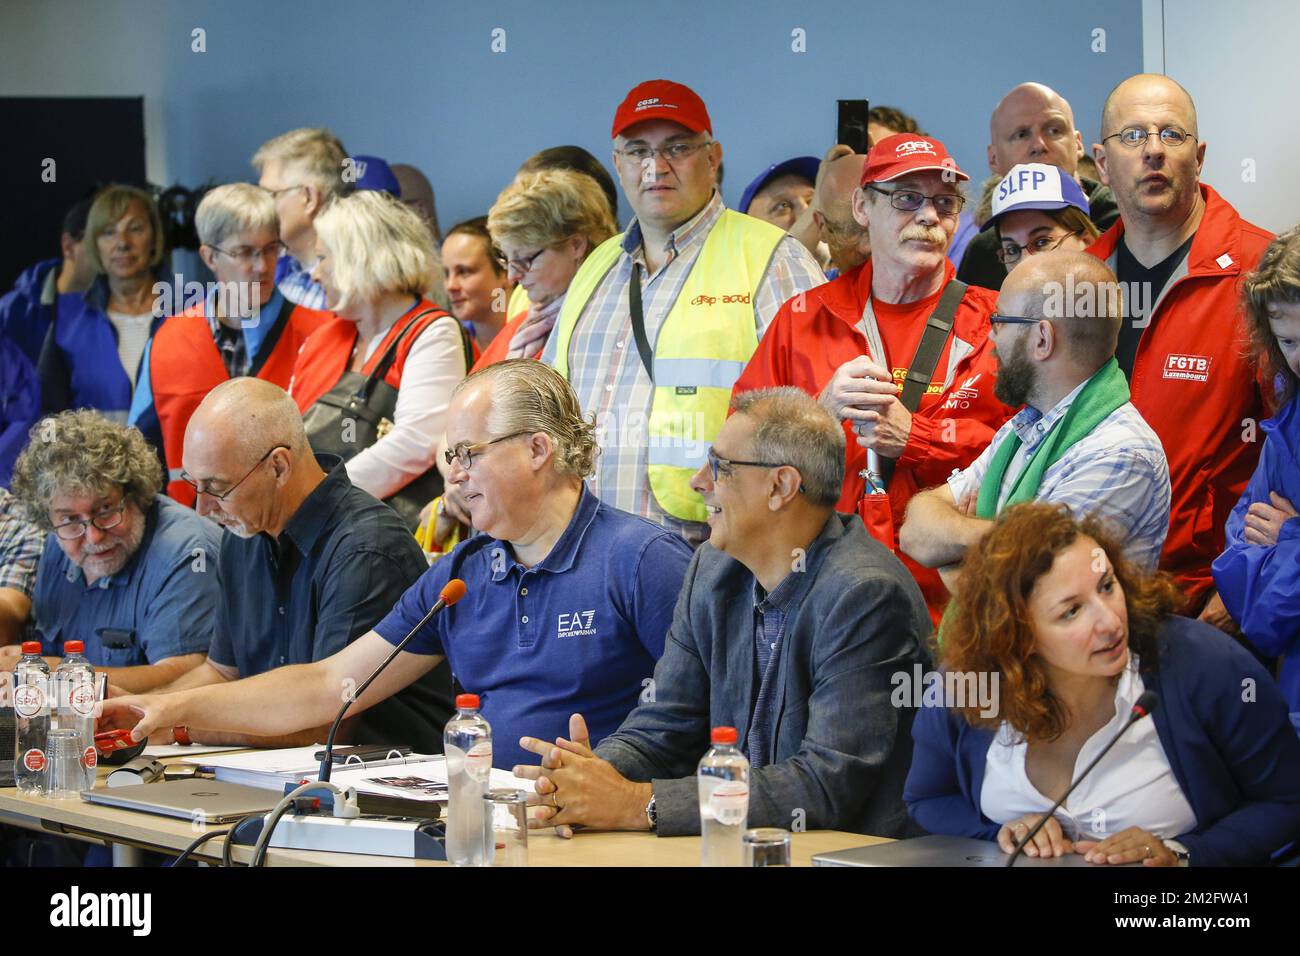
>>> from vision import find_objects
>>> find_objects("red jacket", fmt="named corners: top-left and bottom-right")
top-left (733, 258), bottom-right (1013, 625)
top-left (1087, 184), bottom-right (1273, 605)
top-left (151, 299), bottom-right (328, 506)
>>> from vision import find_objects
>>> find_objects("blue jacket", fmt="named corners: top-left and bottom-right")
top-left (45, 275), bottom-right (165, 418)
top-left (904, 616), bottom-right (1300, 866)
top-left (0, 257), bottom-right (60, 365)
top-left (1213, 396), bottom-right (1300, 710)
top-left (0, 336), bottom-right (39, 486)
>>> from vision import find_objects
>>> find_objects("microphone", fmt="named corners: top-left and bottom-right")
top-left (1005, 690), bottom-right (1159, 866)
top-left (317, 578), bottom-right (467, 782)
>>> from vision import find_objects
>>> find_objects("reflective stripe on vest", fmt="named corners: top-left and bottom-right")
top-left (552, 209), bottom-right (784, 523)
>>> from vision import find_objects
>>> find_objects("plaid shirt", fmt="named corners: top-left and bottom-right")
top-left (0, 487), bottom-right (44, 598)
top-left (275, 254), bottom-right (328, 311)
top-left (541, 192), bottom-right (825, 543)
top-left (947, 376), bottom-right (1171, 571)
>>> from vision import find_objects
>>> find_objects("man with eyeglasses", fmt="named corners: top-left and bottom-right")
top-left (900, 250), bottom-right (1170, 589)
top-left (734, 134), bottom-right (1014, 626)
top-left (1087, 73), bottom-right (1274, 631)
top-left (128, 184), bottom-right (330, 507)
top-left (511, 388), bottom-right (930, 839)
top-left (543, 79), bottom-right (824, 548)
top-left (97, 362), bottom-right (690, 769)
top-left (3, 411), bottom-right (218, 691)
top-left (957, 82), bottom-right (1120, 291)
top-left (252, 127), bottom-right (355, 311)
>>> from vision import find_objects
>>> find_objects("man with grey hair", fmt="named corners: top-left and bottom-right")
top-left (252, 127), bottom-right (354, 310)
top-left (98, 361), bottom-right (692, 769)
top-left (2, 411), bottom-right (218, 690)
top-left (958, 82), bottom-right (1119, 290)
top-left (513, 386), bottom-right (931, 838)
top-left (129, 183), bottom-right (329, 507)
top-left (901, 249), bottom-right (1170, 586)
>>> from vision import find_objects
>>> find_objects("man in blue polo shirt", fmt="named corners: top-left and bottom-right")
top-left (2, 410), bottom-right (218, 689)
top-left (96, 361), bottom-right (692, 769)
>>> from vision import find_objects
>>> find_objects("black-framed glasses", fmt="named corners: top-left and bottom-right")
top-left (1100, 125), bottom-right (1194, 149)
top-left (180, 445), bottom-right (286, 500)
top-left (444, 431), bottom-right (534, 471)
top-left (706, 449), bottom-right (805, 492)
top-left (614, 140), bottom-right (713, 165)
top-left (50, 501), bottom-right (128, 541)
top-left (210, 240), bottom-right (285, 264)
top-left (989, 313), bottom-right (1043, 326)
top-left (503, 246), bottom-right (550, 276)
top-left (997, 230), bottom-right (1084, 265)
top-left (866, 185), bottom-right (966, 217)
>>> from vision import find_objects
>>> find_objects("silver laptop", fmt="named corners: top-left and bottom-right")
top-left (82, 779), bottom-right (278, 824)
top-left (813, 834), bottom-right (1133, 867)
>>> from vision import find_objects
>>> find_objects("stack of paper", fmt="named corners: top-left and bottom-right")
top-left (184, 746), bottom-right (419, 791)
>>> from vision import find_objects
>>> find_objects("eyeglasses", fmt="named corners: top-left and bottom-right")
top-left (50, 501), bottom-right (128, 540)
top-left (180, 445), bottom-right (286, 500)
top-left (444, 431), bottom-right (534, 471)
top-left (997, 230), bottom-right (1084, 265)
top-left (706, 449), bottom-right (805, 492)
top-left (865, 185), bottom-right (966, 217)
top-left (210, 240), bottom-right (285, 264)
top-left (614, 140), bottom-right (713, 165)
top-left (989, 313), bottom-right (1043, 326)
top-left (1100, 125), bottom-right (1194, 149)
top-left (502, 245), bottom-right (551, 276)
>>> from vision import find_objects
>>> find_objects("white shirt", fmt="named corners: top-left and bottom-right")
top-left (344, 317), bottom-right (466, 500)
top-left (106, 309), bottom-right (154, 389)
top-left (979, 658), bottom-right (1198, 841)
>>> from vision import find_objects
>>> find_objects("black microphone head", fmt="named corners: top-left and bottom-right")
top-left (1131, 691), bottom-right (1159, 719)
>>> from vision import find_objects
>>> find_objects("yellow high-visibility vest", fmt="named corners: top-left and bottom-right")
top-left (552, 209), bottom-right (784, 523)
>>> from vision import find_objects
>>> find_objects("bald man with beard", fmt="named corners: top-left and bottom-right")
top-left (958, 82), bottom-right (1120, 290)
top-left (813, 150), bottom-right (872, 276)
top-left (151, 377), bottom-right (454, 750)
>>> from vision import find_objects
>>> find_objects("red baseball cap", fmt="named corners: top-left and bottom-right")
top-left (860, 132), bottom-right (969, 186)
top-left (612, 79), bottom-right (712, 139)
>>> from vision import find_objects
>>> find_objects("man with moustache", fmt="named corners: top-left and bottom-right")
top-left (733, 134), bottom-right (1013, 626)
top-left (900, 250), bottom-right (1170, 584)
top-left (150, 376), bottom-right (453, 750)
top-left (1087, 74), bottom-right (1274, 629)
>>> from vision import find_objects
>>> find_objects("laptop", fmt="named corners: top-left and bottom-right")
top-left (82, 779), bottom-right (279, 824)
top-left (813, 834), bottom-right (1134, 867)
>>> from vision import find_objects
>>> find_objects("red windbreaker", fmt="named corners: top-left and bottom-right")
top-left (1087, 184), bottom-right (1273, 605)
top-left (733, 258), bottom-right (1014, 625)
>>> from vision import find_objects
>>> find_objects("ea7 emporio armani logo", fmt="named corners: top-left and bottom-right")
top-left (557, 610), bottom-right (597, 638)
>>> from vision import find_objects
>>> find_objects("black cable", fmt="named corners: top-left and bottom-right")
top-left (168, 828), bottom-right (232, 867)
top-left (223, 812), bottom-right (264, 868)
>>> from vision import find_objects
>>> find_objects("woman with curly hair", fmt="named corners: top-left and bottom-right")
top-left (904, 501), bottom-right (1300, 866)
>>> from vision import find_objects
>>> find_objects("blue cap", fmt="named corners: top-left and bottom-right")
top-left (982, 163), bottom-right (1090, 232)
top-left (739, 156), bottom-right (820, 216)
top-left (350, 155), bottom-right (402, 197)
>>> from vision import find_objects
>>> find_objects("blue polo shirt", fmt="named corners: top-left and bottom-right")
top-left (374, 485), bottom-right (692, 769)
top-left (32, 495), bottom-right (221, 666)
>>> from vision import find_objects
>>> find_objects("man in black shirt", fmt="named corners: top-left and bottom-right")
top-left (150, 377), bottom-right (453, 751)
top-left (959, 83), bottom-right (1119, 290)
top-left (1112, 233), bottom-right (1194, 376)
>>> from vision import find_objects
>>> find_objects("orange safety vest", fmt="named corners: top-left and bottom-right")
top-left (152, 299), bottom-right (329, 506)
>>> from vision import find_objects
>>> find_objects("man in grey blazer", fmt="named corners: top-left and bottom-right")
top-left (514, 386), bottom-right (931, 837)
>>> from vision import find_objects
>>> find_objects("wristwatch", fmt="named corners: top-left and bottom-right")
top-left (644, 792), bottom-right (658, 832)
top-left (1163, 838), bottom-right (1191, 866)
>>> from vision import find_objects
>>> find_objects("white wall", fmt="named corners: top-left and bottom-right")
top-left (1146, 0), bottom-right (1300, 233)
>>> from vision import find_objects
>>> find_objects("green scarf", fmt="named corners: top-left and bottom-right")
top-left (936, 358), bottom-right (1130, 641)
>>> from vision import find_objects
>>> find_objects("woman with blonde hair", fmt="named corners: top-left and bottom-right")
top-left (290, 190), bottom-right (471, 527)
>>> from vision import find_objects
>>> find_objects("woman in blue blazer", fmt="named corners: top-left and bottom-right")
top-left (905, 502), bottom-right (1300, 867)
top-left (1213, 227), bottom-right (1300, 711)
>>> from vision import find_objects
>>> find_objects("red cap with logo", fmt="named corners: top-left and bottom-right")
top-left (860, 132), bottom-right (969, 186)
top-left (612, 79), bottom-right (712, 138)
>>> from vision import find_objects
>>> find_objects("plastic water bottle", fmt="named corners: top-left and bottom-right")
top-left (53, 641), bottom-right (98, 791)
top-left (698, 726), bottom-right (750, 867)
top-left (444, 693), bottom-right (492, 866)
top-left (13, 642), bottom-right (52, 795)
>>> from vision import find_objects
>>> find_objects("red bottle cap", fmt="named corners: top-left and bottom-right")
top-left (711, 726), bottom-right (738, 745)
top-left (21, 641), bottom-right (42, 655)
top-left (64, 640), bottom-right (85, 653)
top-left (456, 694), bottom-right (480, 710)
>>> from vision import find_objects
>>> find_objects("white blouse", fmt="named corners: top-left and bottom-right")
top-left (979, 659), bottom-right (1198, 841)
top-left (344, 317), bottom-right (467, 500)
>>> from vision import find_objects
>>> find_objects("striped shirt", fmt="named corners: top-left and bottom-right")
top-left (947, 375), bottom-right (1171, 571)
top-left (0, 487), bottom-right (45, 598)
top-left (540, 191), bottom-right (825, 543)
top-left (275, 254), bottom-right (328, 311)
